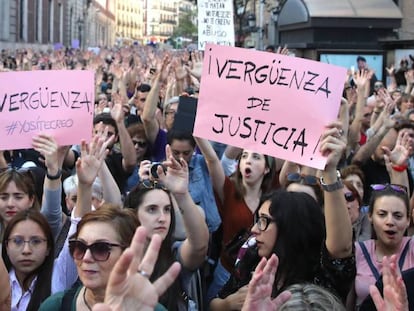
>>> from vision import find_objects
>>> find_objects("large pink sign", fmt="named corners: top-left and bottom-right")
top-left (193, 44), bottom-right (347, 169)
top-left (0, 70), bottom-right (94, 150)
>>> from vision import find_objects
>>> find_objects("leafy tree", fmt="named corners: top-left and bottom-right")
top-left (173, 10), bottom-right (197, 38)
top-left (233, 0), bottom-right (251, 46)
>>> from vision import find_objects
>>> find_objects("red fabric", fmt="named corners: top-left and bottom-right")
top-left (216, 177), bottom-right (254, 272)
top-left (359, 132), bottom-right (367, 145)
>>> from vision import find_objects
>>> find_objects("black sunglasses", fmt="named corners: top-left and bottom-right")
top-left (132, 140), bottom-right (147, 148)
top-left (344, 192), bottom-right (356, 202)
top-left (370, 184), bottom-right (407, 194)
top-left (287, 173), bottom-right (319, 186)
top-left (69, 239), bottom-right (124, 262)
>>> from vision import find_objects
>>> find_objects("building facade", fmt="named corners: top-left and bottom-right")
top-left (115, 0), bottom-right (144, 45)
top-left (0, 0), bottom-right (116, 50)
top-left (143, 0), bottom-right (179, 44)
top-left (0, 0), bottom-right (69, 50)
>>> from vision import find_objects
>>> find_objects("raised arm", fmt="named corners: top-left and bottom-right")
top-left (352, 101), bottom-right (395, 166)
top-left (98, 161), bottom-right (122, 206)
top-left (383, 129), bottom-right (412, 195)
top-left (194, 137), bottom-right (226, 203)
top-left (348, 71), bottom-right (369, 150)
top-left (75, 133), bottom-right (112, 218)
top-left (320, 123), bottom-right (353, 258)
top-left (159, 145), bottom-right (209, 270)
top-left (404, 69), bottom-right (414, 96)
top-left (32, 134), bottom-right (68, 239)
top-left (142, 55), bottom-right (170, 144)
top-left (110, 97), bottom-right (137, 173)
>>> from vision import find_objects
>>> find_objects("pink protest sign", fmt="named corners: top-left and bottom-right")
top-left (0, 70), bottom-right (94, 150)
top-left (193, 44), bottom-right (347, 169)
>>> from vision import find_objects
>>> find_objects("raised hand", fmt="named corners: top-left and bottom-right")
top-left (173, 58), bottom-right (187, 81)
top-left (383, 129), bottom-right (412, 167)
top-left (92, 226), bottom-right (181, 311)
top-left (185, 51), bottom-right (203, 80)
top-left (353, 69), bottom-right (370, 93)
top-left (76, 129), bottom-right (113, 185)
top-left (369, 255), bottom-right (408, 311)
top-left (156, 145), bottom-right (189, 195)
top-left (385, 65), bottom-right (395, 77)
top-left (319, 122), bottom-right (347, 170)
top-left (405, 70), bottom-right (414, 86)
top-left (242, 254), bottom-right (291, 311)
top-left (110, 93), bottom-right (127, 124)
top-left (32, 134), bottom-right (60, 171)
top-left (276, 45), bottom-right (289, 55)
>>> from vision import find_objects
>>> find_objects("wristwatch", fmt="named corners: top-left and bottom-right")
top-left (319, 170), bottom-right (343, 192)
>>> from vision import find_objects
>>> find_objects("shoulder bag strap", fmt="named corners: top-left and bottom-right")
top-left (358, 241), bottom-right (381, 280)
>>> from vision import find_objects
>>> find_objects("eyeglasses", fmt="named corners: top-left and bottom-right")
top-left (254, 215), bottom-right (275, 232)
top-left (370, 184), bottom-right (407, 194)
top-left (7, 236), bottom-right (47, 250)
top-left (69, 239), bottom-right (124, 262)
top-left (286, 173), bottom-right (319, 186)
top-left (344, 192), bottom-right (356, 202)
top-left (140, 179), bottom-right (168, 190)
top-left (132, 140), bottom-right (147, 148)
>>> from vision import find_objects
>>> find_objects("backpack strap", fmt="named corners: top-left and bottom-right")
top-left (398, 239), bottom-right (411, 270)
top-left (358, 241), bottom-right (381, 280)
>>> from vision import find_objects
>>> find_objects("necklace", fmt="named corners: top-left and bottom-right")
top-left (83, 287), bottom-right (92, 311)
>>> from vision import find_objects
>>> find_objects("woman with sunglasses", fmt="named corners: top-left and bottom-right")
top-left (39, 205), bottom-right (163, 311)
top-left (123, 145), bottom-right (209, 310)
top-left (195, 137), bottom-right (276, 303)
top-left (125, 122), bottom-right (151, 193)
top-left (284, 171), bottom-right (324, 206)
top-left (210, 124), bottom-right (355, 310)
top-left (342, 180), bottom-right (371, 242)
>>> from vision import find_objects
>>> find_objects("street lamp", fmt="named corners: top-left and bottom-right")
top-left (247, 13), bottom-right (256, 30)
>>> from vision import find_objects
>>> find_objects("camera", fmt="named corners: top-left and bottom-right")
top-left (150, 162), bottom-right (167, 178)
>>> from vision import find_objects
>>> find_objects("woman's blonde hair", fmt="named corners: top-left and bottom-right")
top-left (279, 283), bottom-right (345, 311)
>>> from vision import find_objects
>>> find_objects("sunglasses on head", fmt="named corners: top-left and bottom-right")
top-left (370, 184), bottom-right (407, 194)
top-left (140, 179), bottom-right (168, 191)
top-left (286, 173), bottom-right (319, 186)
top-left (344, 192), bottom-right (356, 202)
top-left (69, 239), bottom-right (124, 262)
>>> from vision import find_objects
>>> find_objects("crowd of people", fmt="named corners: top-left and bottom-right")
top-left (0, 43), bottom-right (414, 311)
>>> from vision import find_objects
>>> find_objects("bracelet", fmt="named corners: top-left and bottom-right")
top-left (392, 164), bottom-right (408, 172)
top-left (319, 170), bottom-right (344, 192)
top-left (46, 168), bottom-right (62, 180)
